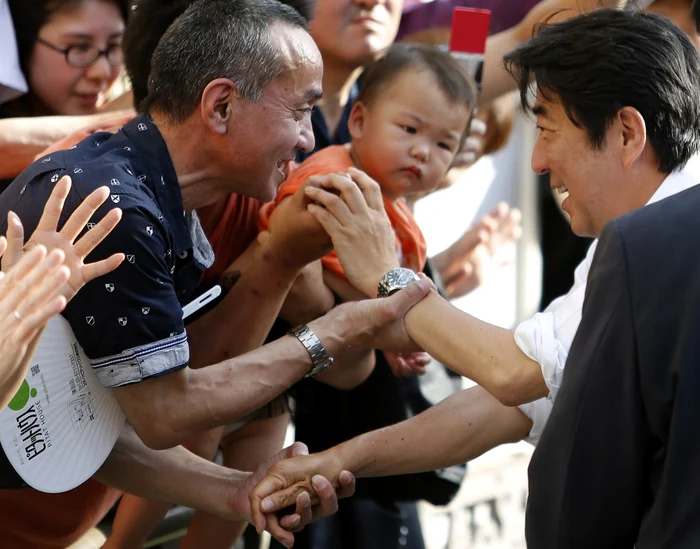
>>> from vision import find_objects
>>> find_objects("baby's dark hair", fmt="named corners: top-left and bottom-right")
top-left (357, 43), bottom-right (476, 117)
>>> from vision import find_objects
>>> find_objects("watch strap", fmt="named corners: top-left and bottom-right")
top-left (288, 325), bottom-right (334, 378)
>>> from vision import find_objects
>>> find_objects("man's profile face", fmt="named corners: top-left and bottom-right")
top-left (530, 93), bottom-right (620, 238)
top-left (227, 24), bottom-right (323, 202)
top-left (310, 0), bottom-right (403, 68)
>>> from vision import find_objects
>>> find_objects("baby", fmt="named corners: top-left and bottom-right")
top-left (260, 42), bottom-right (476, 375)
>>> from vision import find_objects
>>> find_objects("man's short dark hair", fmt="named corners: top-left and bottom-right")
top-left (145, 0), bottom-right (309, 123)
top-left (692, 0), bottom-right (700, 32)
top-left (357, 43), bottom-right (476, 116)
top-left (504, 8), bottom-right (700, 174)
top-left (124, 0), bottom-right (316, 109)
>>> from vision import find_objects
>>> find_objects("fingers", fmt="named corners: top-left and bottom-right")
top-left (36, 175), bottom-right (72, 233)
top-left (307, 203), bottom-right (342, 236)
top-left (290, 442), bottom-right (310, 457)
top-left (264, 514), bottom-right (295, 549)
top-left (0, 236), bottom-right (6, 258)
top-left (308, 475), bottom-right (338, 520)
top-left (335, 470), bottom-right (356, 500)
top-left (305, 177), bottom-right (358, 224)
top-left (382, 278), bottom-right (432, 317)
top-left (2, 212), bottom-right (25, 273)
top-left (293, 490), bottom-right (312, 529)
top-left (60, 185), bottom-right (111, 243)
top-left (469, 118), bottom-right (488, 136)
top-left (72, 206), bottom-right (122, 258)
top-left (347, 168), bottom-right (385, 211)
top-left (79, 253), bottom-right (125, 285)
top-left (12, 295), bottom-right (67, 344)
top-left (0, 248), bottom-right (66, 325)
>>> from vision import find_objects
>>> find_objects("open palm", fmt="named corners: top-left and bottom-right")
top-left (1, 176), bottom-right (124, 302)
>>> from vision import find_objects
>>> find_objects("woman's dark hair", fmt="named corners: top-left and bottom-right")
top-left (504, 8), bottom-right (700, 174)
top-left (9, 0), bottom-right (130, 77)
top-left (357, 42), bottom-right (476, 118)
top-left (124, 0), bottom-right (316, 109)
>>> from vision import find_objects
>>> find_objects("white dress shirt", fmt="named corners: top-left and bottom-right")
top-left (516, 167), bottom-right (699, 445)
top-left (0, 0), bottom-right (28, 105)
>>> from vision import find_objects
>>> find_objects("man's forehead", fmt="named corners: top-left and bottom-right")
top-left (273, 23), bottom-right (323, 70)
top-left (272, 24), bottom-right (323, 99)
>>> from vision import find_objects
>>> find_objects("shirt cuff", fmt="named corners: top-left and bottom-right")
top-left (518, 397), bottom-right (554, 447)
top-left (513, 312), bottom-right (568, 401)
top-left (90, 332), bottom-right (189, 388)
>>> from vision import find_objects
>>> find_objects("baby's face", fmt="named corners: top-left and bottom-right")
top-left (350, 68), bottom-right (471, 201)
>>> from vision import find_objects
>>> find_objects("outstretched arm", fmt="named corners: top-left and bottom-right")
top-left (248, 385), bottom-right (532, 528)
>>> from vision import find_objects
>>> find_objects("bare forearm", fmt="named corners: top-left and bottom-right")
top-left (314, 346), bottom-right (375, 390)
top-left (187, 239), bottom-right (300, 367)
top-left (96, 425), bottom-right (245, 520)
top-left (115, 319), bottom-right (346, 449)
top-left (404, 291), bottom-right (547, 405)
top-left (0, 118), bottom-right (73, 178)
top-left (332, 385), bottom-right (532, 478)
top-left (480, 0), bottom-right (625, 105)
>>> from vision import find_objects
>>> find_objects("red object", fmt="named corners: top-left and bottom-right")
top-left (449, 7), bottom-right (491, 55)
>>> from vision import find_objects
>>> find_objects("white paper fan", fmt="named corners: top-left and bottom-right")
top-left (0, 315), bottom-right (125, 493)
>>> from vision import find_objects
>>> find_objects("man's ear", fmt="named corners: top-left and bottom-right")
top-left (348, 101), bottom-right (369, 141)
top-left (200, 78), bottom-right (241, 135)
top-left (617, 106), bottom-right (647, 170)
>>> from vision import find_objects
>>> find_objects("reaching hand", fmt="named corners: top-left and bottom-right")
top-left (432, 203), bottom-right (522, 299)
top-left (248, 447), bottom-right (353, 548)
top-left (230, 442), bottom-right (355, 549)
top-left (264, 178), bottom-right (334, 271)
top-left (305, 168), bottom-right (399, 297)
top-left (0, 240), bottom-right (70, 408)
top-left (314, 277), bottom-right (432, 353)
top-left (385, 351), bottom-right (432, 377)
top-left (2, 176), bottom-right (125, 302)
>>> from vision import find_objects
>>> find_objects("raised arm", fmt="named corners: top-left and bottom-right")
top-left (306, 169), bottom-right (548, 405)
top-left (480, 0), bottom-right (627, 104)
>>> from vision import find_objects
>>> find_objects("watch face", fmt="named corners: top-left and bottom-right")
top-left (380, 268), bottom-right (419, 296)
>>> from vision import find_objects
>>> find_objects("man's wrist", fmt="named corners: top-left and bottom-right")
top-left (257, 234), bottom-right (303, 278)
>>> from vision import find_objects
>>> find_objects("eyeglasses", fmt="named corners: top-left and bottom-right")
top-left (36, 37), bottom-right (123, 68)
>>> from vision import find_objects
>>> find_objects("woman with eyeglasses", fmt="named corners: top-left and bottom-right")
top-left (0, 0), bottom-right (133, 182)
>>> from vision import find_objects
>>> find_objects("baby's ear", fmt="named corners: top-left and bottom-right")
top-left (348, 101), bottom-right (368, 140)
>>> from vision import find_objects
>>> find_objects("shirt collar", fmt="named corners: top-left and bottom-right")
top-left (122, 113), bottom-right (192, 255)
top-left (646, 162), bottom-right (699, 206)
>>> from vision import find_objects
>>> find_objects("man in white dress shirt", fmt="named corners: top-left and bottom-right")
top-left (244, 8), bottom-right (700, 526)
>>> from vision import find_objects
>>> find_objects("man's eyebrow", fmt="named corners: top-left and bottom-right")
top-left (532, 104), bottom-right (550, 119)
top-left (303, 88), bottom-right (323, 103)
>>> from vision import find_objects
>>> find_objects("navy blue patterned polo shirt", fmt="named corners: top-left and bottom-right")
top-left (0, 114), bottom-right (207, 388)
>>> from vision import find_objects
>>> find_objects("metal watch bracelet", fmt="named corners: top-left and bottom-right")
top-left (288, 324), bottom-right (334, 378)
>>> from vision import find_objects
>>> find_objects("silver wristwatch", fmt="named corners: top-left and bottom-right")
top-left (377, 268), bottom-right (420, 298)
top-left (288, 325), bottom-right (334, 378)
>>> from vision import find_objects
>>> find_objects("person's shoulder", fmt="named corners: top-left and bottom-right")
top-left (616, 184), bottom-right (700, 241)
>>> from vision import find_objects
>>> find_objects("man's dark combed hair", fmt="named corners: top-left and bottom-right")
top-left (692, 0), bottom-right (700, 32)
top-left (504, 8), bottom-right (700, 174)
top-left (145, 0), bottom-right (308, 123)
top-left (357, 43), bottom-right (476, 115)
top-left (124, 0), bottom-right (316, 109)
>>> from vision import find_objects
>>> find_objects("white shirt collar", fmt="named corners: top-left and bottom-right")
top-left (646, 165), bottom-right (698, 206)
